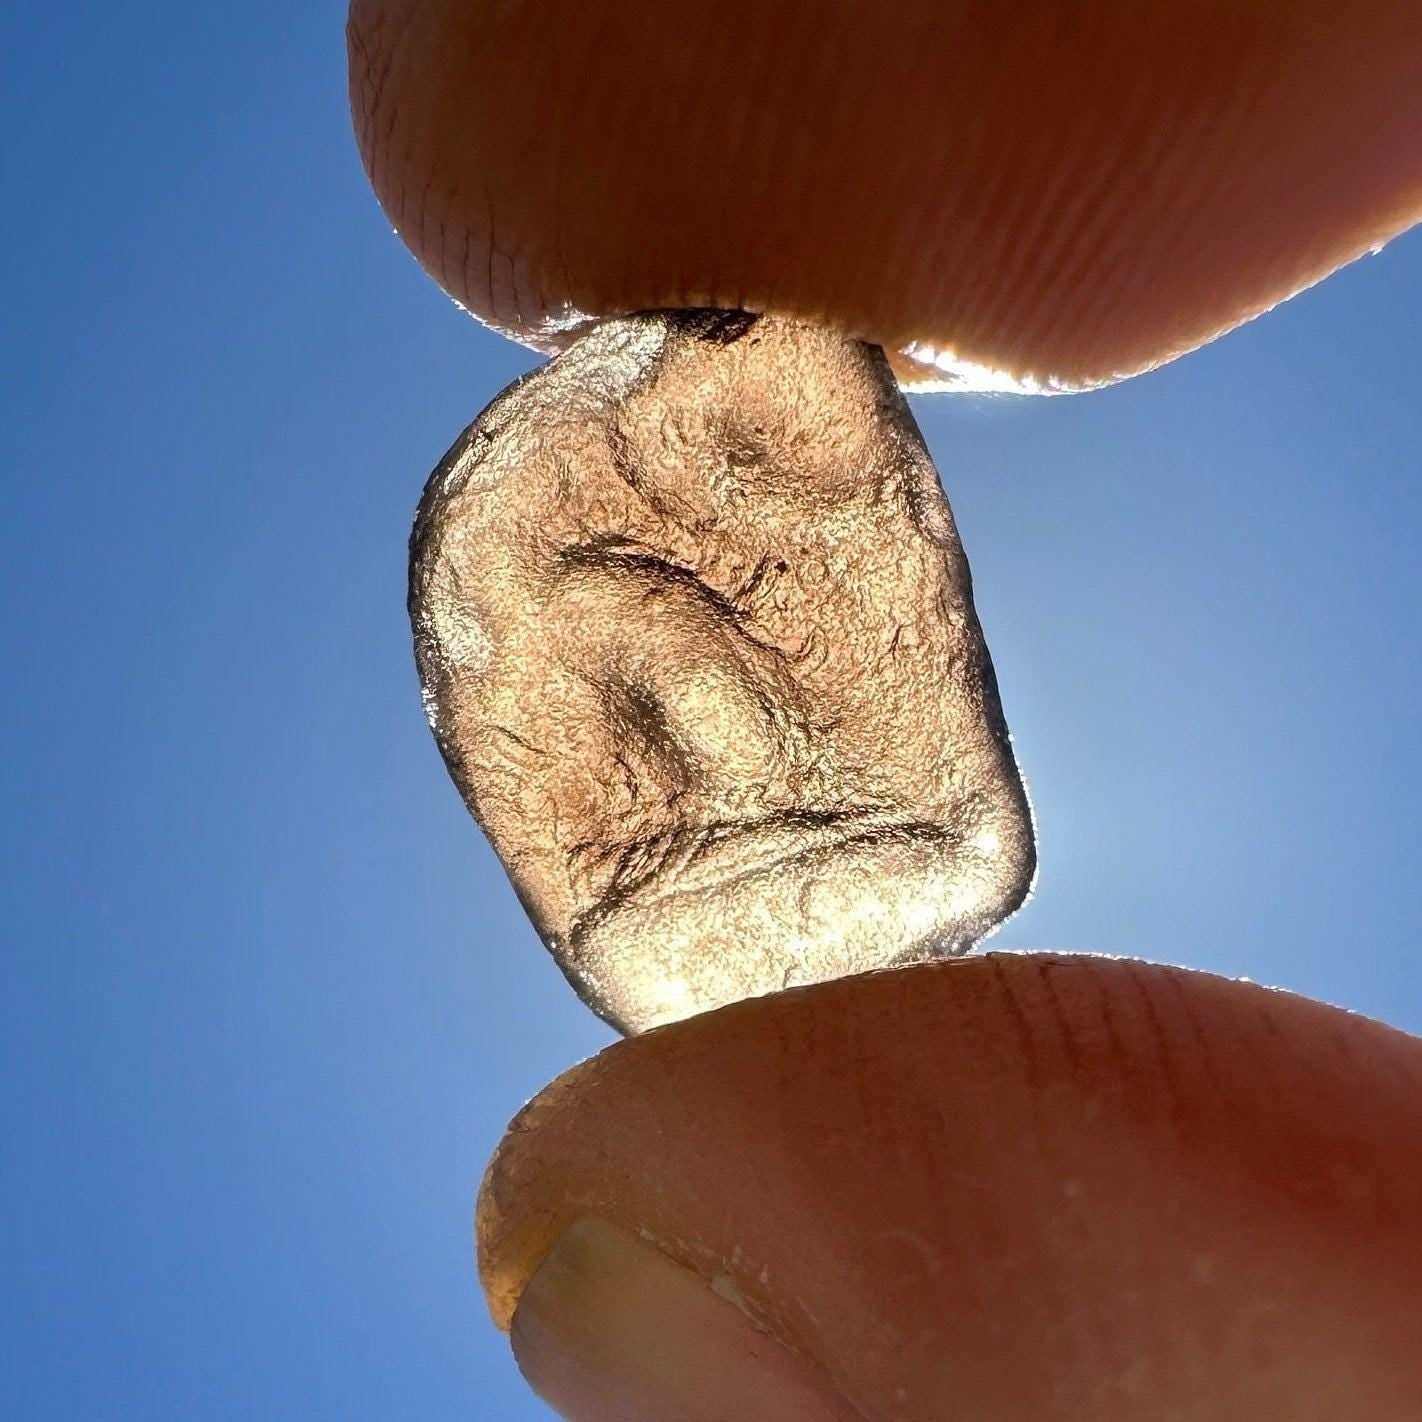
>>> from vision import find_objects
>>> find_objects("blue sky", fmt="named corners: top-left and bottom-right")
top-left (5, 4), bottom-right (1421, 1418)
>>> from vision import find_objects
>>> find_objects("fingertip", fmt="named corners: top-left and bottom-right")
top-left (478, 955), bottom-right (1422, 1416)
top-left (351, 2), bottom-right (1422, 390)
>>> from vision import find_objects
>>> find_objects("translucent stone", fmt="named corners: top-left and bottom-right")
top-left (411, 311), bottom-right (1035, 1032)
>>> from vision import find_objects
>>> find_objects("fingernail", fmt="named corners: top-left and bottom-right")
top-left (510, 1217), bottom-right (857, 1421)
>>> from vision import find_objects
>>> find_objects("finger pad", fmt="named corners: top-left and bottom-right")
top-left (350, 0), bottom-right (1422, 388)
top-left (478, 956), bottom-right (1422, 1415)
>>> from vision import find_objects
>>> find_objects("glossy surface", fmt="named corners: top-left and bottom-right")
top-left (411, 311), bottom-right (1034, 1030)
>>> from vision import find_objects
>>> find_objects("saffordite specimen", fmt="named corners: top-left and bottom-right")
top-left (411, 311), bottom-right (1034, 1032)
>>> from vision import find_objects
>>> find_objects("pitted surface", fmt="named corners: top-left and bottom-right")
top-left (411, 311), bottom-right (1034, 1031)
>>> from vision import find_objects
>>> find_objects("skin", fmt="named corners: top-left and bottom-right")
top-left (346, 3), bottom-right (1422, 1413)
top-left (349, 0), bottom-right (1422, 389)
top-left (480, 956), bottom-right (1422, 1418)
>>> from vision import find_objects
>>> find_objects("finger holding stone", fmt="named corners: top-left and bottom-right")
top-left (349, 0), bottom-right (1422, 390)
top-left (479, 954), bottom-right (1422, 1419)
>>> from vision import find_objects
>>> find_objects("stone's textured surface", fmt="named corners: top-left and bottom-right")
top-left (411, 311), bottom-right (1034, 1033)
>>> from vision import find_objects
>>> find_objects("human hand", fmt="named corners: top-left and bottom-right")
top-left (479, 955), bottom-right (1422, 1419)
top-left (347, 5), bottom-right (1422, 1416)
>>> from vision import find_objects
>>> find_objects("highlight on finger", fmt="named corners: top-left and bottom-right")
top-left (478, 955), bottom-right (1422, 1419)
top-left (349, 1), bottom-right (1422, 391)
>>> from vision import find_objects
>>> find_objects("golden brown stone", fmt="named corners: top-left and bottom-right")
top-left (411, 311), bottom-right (1034, 1032)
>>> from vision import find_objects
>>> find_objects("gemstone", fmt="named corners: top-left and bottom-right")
top-left (411, 310), bottom-right (1034, 1032)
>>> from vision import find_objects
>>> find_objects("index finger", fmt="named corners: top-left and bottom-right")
top-left (349, 1), bottom-right (1422, 389)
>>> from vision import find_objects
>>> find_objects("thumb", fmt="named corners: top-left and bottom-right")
top-left (348, 0), bottom-right (1422, 390)
top-left (477, 954), bottom-right (1422, 1420)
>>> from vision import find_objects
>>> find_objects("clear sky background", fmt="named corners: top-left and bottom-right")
top-left (5, 4), bottom-right (1421, 1418)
